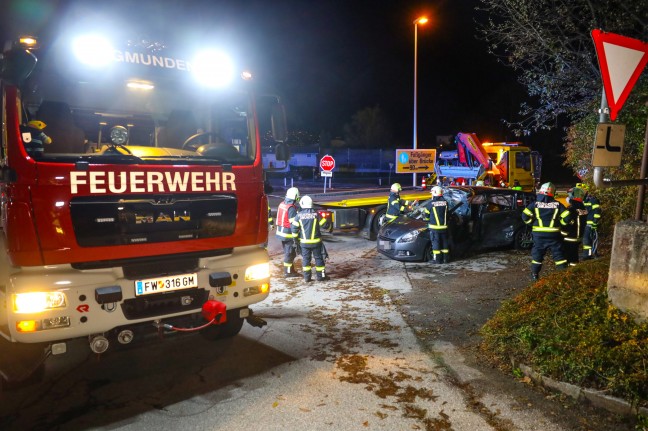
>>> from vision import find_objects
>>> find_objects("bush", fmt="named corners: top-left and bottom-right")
top-left (481, 259), bottom-right (648, 408)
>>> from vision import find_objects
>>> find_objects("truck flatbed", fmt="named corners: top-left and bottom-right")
top-left (311, 187), bottom-right (431, 208)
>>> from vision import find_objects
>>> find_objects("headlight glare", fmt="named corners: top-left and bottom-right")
top-left (14, 292), bottom-right (67, 313)
top-left (245, 263), bottom-right (270, 281)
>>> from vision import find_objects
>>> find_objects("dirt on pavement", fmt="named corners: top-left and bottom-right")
top-left (388, 248), bottom-right (637, 431)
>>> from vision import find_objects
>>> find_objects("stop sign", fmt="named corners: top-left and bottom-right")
top-left (320, 155), bottom-right (336, 172)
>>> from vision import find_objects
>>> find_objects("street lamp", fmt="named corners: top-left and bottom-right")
top-left (412, 16), bottom-right (428, 187)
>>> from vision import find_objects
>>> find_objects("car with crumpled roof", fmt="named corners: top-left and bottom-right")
top-left (376, 186), bottom-right (536, 262)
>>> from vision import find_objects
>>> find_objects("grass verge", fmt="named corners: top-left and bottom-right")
top-left (480, 258), bottom-right (648, 410)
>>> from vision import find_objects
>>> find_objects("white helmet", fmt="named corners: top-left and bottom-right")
top-left (431, 186), bottom-right (443, 197)
top-left (299, 195), bottom-right (313, 209)
top-left (390, 183), bottom-right (402, 192)
top-left (286, 187), bottom-right (300, 201)
top-left (538, 182), bottom-right (556, 197)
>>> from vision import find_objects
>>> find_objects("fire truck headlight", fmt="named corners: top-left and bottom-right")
top-left (73, 34), bottom-right (114, 66)
top-left (14, 292), bottom-right (67, 314)
top-left (245, 263), bottom-right (270, 281)
top-left (192, 49), bottom-right (234, 88)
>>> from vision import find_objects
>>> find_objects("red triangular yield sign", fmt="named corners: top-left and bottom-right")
top-left (591, 29), bottom-right (648, 121)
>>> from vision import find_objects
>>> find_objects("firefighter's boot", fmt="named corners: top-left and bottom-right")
top-left (430, 253), bottom-right (440, 264)
top-left (443, 253), bottom-right (451, 264)
top-left (316, 271), bottom-right (329, 282)
top-left (303, 271), bottom-right (312, 283)
top-left (531, 272), bottom-right (539, 282)
top-left (284, 265), bottom-right (299, 278)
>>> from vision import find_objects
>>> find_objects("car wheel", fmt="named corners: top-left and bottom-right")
top-left (515, 227), bottom-right (533, 250)
top-left (422, 243), bottom-right (432, 262)
top-left (200, 310), bottom-right (245, 341)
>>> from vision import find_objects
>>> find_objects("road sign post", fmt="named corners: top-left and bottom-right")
top-left (591, 29), bottom-right (648, 219)
top-left (320, 155), bottom-right (336, 193)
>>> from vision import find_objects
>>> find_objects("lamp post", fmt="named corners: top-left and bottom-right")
top-left (412, 16), bottom-right (428, 187)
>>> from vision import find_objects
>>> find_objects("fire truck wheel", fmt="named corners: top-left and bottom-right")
top-left (200, 311), bottom-right (245, 341)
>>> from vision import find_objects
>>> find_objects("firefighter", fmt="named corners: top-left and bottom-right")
top-left (561, 186), bottom-right (588, 266)
top-left (422, 186), bottom-right (450, 264)
top-left (20, 120), bottom-right (52, 158)
top-left (521, 182), bottom-right (572, 280)
top-left (291, 195), bottom-right (329, 282)
top-left (580, 183), bottom-right (602, 260)
top-left (384, 183), bottom-right (412, 224)
top-left (275, 187), bottom-right (300, 277)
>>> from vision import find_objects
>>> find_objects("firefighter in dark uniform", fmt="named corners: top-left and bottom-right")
top-left (422, 186), bottom-right (450, 264)
top-left (384, 183), bottom-right (413, 224)
top-left (291, 196), bottom-right (329, 282)
top-left (275, 187), bottom-right (300, 277)
top-left (580, 184), bottom-right (602, 260)
top-left (521, 182), bottom-right (572, 280)
top-left (561, 186), bottom-right (588, 266)
top-left (20, 120), bottom-right (52, 158)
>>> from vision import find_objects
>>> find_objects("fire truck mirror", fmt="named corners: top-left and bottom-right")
top-left (270, 103), bottom-right (288, 143)
top-left (275, 143), bottom-right (291, 162)
top-left (0, 48), bottom-right (37, 85)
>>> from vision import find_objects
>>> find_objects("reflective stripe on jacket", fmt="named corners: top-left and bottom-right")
top-left (561, 200), bottom-right (588, 241)
top-left (291, 208), bottom-right (327, 244)
top-left (423, 196), bottom-right (448, 230)
top-left (584, 196), bottom-right (602, 227)
top-left (385, 191), bottom-right (409, 221)
top-left (521, 195), bottom-right (571, 236)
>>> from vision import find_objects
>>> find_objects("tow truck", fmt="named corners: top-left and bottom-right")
top-left (0, 26), bottom-right (288, 386)
top-left (313, 132), bottom-right (541, 240)
top-left (435, 132), bottom-right (541, 191)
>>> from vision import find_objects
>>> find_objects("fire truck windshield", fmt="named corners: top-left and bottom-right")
top-left (19, 35), bottom-right (260, 165)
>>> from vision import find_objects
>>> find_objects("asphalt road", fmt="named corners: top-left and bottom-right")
top-left (0, 194), bottom-right (634, 430)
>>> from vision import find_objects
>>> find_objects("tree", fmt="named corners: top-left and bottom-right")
top-left (563, 80), bottom-right (648, 226)
top-left (343, 105), bottom-right (393, 149)
top-left (476, 0), bottom-right (648, 134)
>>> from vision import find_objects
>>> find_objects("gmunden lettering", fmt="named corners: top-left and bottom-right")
top-left (70, 171), bottom-right (236, 194)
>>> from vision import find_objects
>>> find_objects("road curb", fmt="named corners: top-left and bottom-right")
top-left (512, 359), bottom-right (648, 418)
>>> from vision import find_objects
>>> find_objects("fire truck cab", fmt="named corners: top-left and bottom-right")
top-left (0, 28), bottom-right (286, 386)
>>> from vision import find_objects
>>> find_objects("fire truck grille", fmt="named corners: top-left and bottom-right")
top-left (121, 288), bottom-right (209, 320)
top-left (70, 194), bottom-right (237, 247)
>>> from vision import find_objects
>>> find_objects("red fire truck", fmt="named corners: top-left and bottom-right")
top-left (0, 29), bottom-right (287, 386)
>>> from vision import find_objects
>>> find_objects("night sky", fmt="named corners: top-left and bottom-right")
top-left (3, 0), bottom-right (551, 148)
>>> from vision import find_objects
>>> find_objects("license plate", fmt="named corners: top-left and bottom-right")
top-left (378, 240), bottom-right (391, 250)
top-left (135, 273), bottom-right (198, 296)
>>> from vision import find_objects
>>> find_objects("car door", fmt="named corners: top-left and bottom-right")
top-left (477, 192), bottom-right (519, 247)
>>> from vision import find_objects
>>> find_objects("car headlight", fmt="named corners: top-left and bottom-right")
top-left (14, 292), bottom-right (67, 313)
top-left (397, 228), bottom-right (427, 243)
top-left (245, 262), bottom-right (270, 281)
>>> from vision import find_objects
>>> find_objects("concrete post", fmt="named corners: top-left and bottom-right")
top-left (607, 220), bottom-right (648, 322)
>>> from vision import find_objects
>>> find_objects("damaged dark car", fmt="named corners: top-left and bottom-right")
top-left (376, 186), bottom-right (536, 262)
